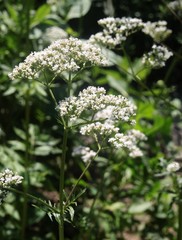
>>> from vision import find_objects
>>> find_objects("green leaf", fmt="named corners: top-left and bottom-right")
top-left (128, 201), bottom-right (153, 214)
top-left (14, 128), bottom-right (26, 140)
top-left (67, 0), bottom-right (92, 20)
top-left (107, 75), bottom-right (128, 96)
top-left (137, 102), bottom-right (155, 120)
top-left (34, 145), bottom-right (53, 156)
top-left (30, 4), bottom-right (51, 28)
top-left (68, 206), bottom-right (75, 221)
top-left (8, 140), bottom-right (26, 151)
top-left (105, 202), bottom-right (125, 212)
top-left (3, 87), bottom-right (16, 96)
top-left (5, 3), bottom-right (18, 23)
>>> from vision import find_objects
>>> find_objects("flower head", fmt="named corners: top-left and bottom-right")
top-left (59, 86), bottom-right (146, 158)
top-left (72, 146), bottom-right (96, 163)
top-left (142, 21), bottom-right (172, 43)
top-left (0, 169), bottom-right (23, 205)
top-left (168, 1), bottom-right (182, 13)
top-left (58, 86), bottom-right (136, 124)
top-left (90, 17), bottom-right (144, 48)
top-left (9, 38), bottom-right (109, 80)
top-left (108, 129), bottom-right (147, 157)
top-left (142, 44), bottom-right (173, 68)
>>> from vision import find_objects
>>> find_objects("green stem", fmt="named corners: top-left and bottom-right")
top-left (8, 187), bottom-right (59, 214)
top-left (65, 148), bottom-right (101, 207)
top-left (178, 191), bottom-right (182, 240)
top-left (59, 126), bottom-right (68, 240)
top-left (21, 0), bottom-right (34, 53)
top-left (47, 85), bottom-right (58, 107)
top-left (21, 89), bottom-right (31, 240)
top-left (59, 72), bottom-right (72, 240)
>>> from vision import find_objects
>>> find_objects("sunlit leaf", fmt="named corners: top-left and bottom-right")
top-left (128, 201), bottom-right (153, 214)
top-left (30, 4), bottom-right (51, 28)
top-left (67, 0), bottom-right (92, 20)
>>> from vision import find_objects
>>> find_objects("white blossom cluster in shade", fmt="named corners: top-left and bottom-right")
top-left (59, 86), bottom-right (146, 157)
top-left (108, 130), bottom-right (147, 157)
top-left (0, 169), bottom-right (23, 205)
top-left (167, 162), bottom-right (181, 172)
top-left (72, 146), bottom-right (96, 163)
top-left (9, 37), bottom-right (109, 80)
top-left (142, 21), bottom-right (172, 43)
top-left (168, 1), bottom-right (182, 12)
top-left (142, 44), bottom-right (173, 68)
top-left (0, 169), bottom-right (23, 187)
top-left (90, 17), bottom-right (144, 48)
top-left (59, 86), bottom-right (136, 123)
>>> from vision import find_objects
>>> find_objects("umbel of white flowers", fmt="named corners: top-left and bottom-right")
top-left (142, 21), bottom-right (172, 43)
top-left (9, 37), bottom-right (109, 81)
top-left (90, 17), bottom-right (144, 48)
top-left (142, 44), bottom-right (173, 68)
top-left (59, 86), bottom-right (147, 158)
top-left (90, 17), bottom-right (172, 47)
top-left (9, 17), bottom-right (173, 82)
top-left (90, 17), bottom-right (173, 68)
top-left (0, 169), bottom-right (23, 205)
top-left (72, 146), bottom-right (97, 163)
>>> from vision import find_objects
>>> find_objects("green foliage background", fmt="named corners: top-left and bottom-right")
top-left (0, 0), bottom-right (182, 239)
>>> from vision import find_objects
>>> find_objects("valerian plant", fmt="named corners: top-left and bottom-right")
top-left (5, 16), bottom-right (174, 240)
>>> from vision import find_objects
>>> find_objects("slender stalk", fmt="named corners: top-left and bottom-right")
top-left (22, 0), bottom-right (34, 53)
top-left (21, 89), bottom-right (31, 240)
top-left (59, 126), bottom-right (68, 240)
top-left (8, 187), bottom-right (59, 214)
top-left (65, 148), bottom-right (101, 207)
top-left (47, 84), bottom-right (58, 107)
top-left (178, 191), bottom-right (182, 240)
top-left (58, 72), bottom-right (72, 240)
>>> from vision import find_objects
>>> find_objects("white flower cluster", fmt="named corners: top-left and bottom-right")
top-left (72, 146), bottom-right (96, 163)
top-left (167, 162), bottom-right (181, 172)
top-left (59, 86), bottom-right (146, 157)
top-left (90, 17), bottom-right (144, 48)
top-left (9, 37), bottom-right (109, 80)
top-left (142, 21), bottom-right (172, 43)
top-left (142, 44), bottom-right (173, 68)
top-left (80, 122), bottom-right (119, 136)
top-left (0, 169), bottom-right (23, 205)
top-left (0, 169), bottom-right (23, 187)
top-left (168, 1), bottom-right (182, 12)
top-left (59, 86), bottom-right (136, 123)
top-left (108, 129), bottom-right (147, 157)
